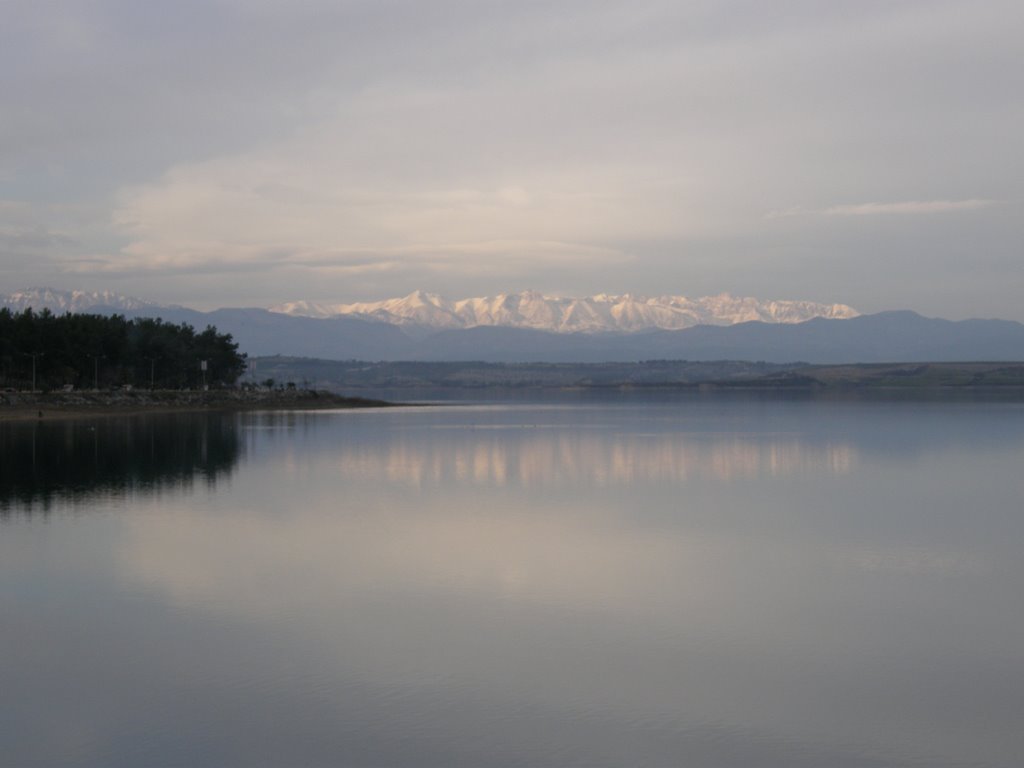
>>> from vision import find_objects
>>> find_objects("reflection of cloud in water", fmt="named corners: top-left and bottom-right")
top-left (114, 472), bottom-right (1014, 768)
top-left (839, 547), bottom-right (989, 575)
top-left (119, 498), bottom-right (716, 620)
top-left (336, 433), bottom-right (856, 488)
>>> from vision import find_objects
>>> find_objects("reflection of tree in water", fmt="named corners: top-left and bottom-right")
top-left (0, 413), bottom-right (243, 513)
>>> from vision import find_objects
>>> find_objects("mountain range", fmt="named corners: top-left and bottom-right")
top-left (1, 287), bottom-right (166, 314)
top-left (3, 287), bottom-right (1023, 364)
top-left (270, 290), bottom-right (859, 332)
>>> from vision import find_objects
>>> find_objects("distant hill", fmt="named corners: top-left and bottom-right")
top-left (118, 308), bottom-right (1024, 363)
top-left (3, 288), bottom-right (1023, 363)
top-left (118, 306), bottom-right (413, 360)
top-left (239, 358), bottom-right (1024, 393)
top-left (399, 312), bottom-right (1024, 363)
top-left (245, 357), bottom-right (803, 390)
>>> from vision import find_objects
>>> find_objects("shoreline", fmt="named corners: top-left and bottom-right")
top-left (0, 389), bottom-right (397, 422)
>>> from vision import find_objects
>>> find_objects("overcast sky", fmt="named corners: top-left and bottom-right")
top-left (1, 0), bottom-right (1022, 317)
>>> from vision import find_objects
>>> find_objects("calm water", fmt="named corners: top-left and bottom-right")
top-left (2, 396), bottom-right (1023, 767)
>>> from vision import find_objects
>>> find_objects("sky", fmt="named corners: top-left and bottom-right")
top-left (1, 0), bottom-right (1022, 318)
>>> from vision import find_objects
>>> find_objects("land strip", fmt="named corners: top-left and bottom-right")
top-left (714, 362), bottom-right (1024, 390)
top-left (0, 388), bottom-right (394, 421)
top-left (246, 356), bottom-right (1024, 392)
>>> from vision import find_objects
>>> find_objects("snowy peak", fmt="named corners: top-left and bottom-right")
top-left (1, 287), bottom-right (165, 314)
top-left (270, 291), bottom-right (859, 333)
top-left (2, 287), bottom-right (859, 333)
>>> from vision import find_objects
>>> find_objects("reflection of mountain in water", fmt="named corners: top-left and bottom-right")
top-left (0, 414), bottom-right (243, 512)
top-left (333, 432), bottom-right (857, 489)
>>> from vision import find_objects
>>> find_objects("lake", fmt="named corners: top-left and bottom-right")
top-left (2, 394), bottom-right (1023, 767)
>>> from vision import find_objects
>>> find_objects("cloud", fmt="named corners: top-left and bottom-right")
top-left (767, 199), bottom-right (998, 219)
top-left (97, 78), bottom-right (707, 279)
top-left (823, 199), bottom-right (998, 216)
top-left (0, 199), bottom-right (97, 263)
top-left (0, 224), bottom-right (75, 250)
top-left (66, 239), bottom-right (623, 278)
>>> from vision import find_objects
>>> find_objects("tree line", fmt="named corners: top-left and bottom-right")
top-left (0, 309), bottom-right (247, 391)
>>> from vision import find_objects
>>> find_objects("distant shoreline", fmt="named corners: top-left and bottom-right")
top-left (248, 358), bottom-right (1024, 393)
top-left (0, 389), bottom-right (397, 422)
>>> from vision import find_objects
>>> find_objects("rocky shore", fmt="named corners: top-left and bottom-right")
top-left (0, 388), bottom-right (395, 421)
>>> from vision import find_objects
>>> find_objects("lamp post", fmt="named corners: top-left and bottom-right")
top-left (87, 354), bottom-right (104, 390)
top-left (22, 351), bottom-right (44, 392)
top-left (142, 357), bottom-right (157, 389)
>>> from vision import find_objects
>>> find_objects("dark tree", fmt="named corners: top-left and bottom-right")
top-left (0, 309), bottom-right (246, 390)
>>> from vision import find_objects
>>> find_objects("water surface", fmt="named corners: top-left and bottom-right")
top-left (2, 396), bottom-right (1023, 767)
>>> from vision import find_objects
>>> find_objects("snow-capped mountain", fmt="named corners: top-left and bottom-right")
top-left (1, 287), bottom-right (165, 314)
top-left (270, 290), bottom-right (859, 333)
